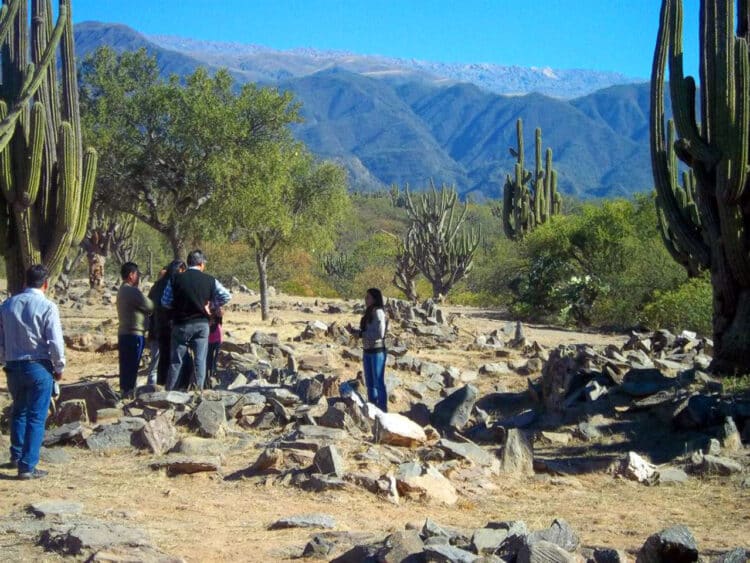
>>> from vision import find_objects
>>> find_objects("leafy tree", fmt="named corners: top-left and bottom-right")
top-left (79, 47), bottom-right (300, 259)
top-left (216, 142), bottom-right (349, 319)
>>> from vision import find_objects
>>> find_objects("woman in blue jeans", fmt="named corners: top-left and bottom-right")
top-left (347, 288), bottom-right (388, 412)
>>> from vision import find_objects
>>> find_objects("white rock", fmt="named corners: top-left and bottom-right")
top-left (373, 412), bottom-right (426, 447)
top-left (614, 451), bottom-right (656, 483)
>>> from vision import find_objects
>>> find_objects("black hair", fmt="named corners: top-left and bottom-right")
top-left (187, 250), bottom-right (206, 267)
top-left (166, 260), bottom-right (187, 282)
top-left (25, 264), bottom-right (49, 289)
top-left (120, 262), bottom-right (139, 280)
top-left (360, 287), bottom-right (385, 331)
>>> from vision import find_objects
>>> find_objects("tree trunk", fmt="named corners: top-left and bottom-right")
top-left (256, 251), bottom-right (270, 321)
top-left (63, 247), bottom-right (86, 277)
top-left (87, 252), bottom-right (106, 290)
top-left (166, 226), bottom-right (187, 261)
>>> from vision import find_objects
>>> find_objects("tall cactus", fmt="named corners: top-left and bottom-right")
top-left (651, 0), bottom-right (750, 373)
top-left (403, 182), bottom-right (480, 300)
top-left (0, 0), bottom-right (97, 293)
top-left (502, 118), bottom-right (562, 240)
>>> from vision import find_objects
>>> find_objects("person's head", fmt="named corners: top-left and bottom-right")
top-left (120, 262), bottom-right (140, 286)
top-left (166, 260), bottom-right (187, 281)
top-left (25, 264), bottom-right (49, 292)
top-left (187, 250), bottom-right (207, 271)
top-left (365, 287), bottom-right (384, 309)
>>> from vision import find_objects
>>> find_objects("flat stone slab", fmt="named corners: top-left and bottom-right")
top-left (150, 456), bottom-right (221, 476)
top-left (40, 518), bottom-right (151, 556)
top-left (137, 391), bottom-right (193, 408)
top-left (28, 500), bottom-right (84, 519)
top-left (269, 514), bottom-right (336, 530)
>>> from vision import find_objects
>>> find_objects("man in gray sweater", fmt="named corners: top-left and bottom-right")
top-left (117, 262), bottom-right (153, 397)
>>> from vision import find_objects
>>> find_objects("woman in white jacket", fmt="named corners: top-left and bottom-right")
top-left (347, 288), bottom-right (388, 411)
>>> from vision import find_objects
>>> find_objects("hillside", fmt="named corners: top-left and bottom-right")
top-left (74, 21), bottom-right (659, 199)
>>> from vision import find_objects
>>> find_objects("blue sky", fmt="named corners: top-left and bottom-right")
top-left (70, 0), bottom-right (701, 78)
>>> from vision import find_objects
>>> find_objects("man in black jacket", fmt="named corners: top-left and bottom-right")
top-left (161, 250), bottom-right (231, 390)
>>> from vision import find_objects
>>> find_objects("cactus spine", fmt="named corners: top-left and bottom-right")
top-left (402, 181), bottom-right (480, 300)
top-left (651, 0), bottom-right (750, 373)
top-left (502, 118), bottom-right (561, 240)
top-left (0, 0), bottom-right (97, 293)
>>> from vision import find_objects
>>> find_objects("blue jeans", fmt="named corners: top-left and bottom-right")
top-left (167, 320), bottom-right (209, 391)
top-left (118, 334), bottom-right (145, 395)
top-left (363, 349), bottom-right (388, 412)
top-left (6, 360), bottom-right (54, 473)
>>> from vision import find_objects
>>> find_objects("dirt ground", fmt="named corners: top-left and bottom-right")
top-left (0, 289), bottom-right (748, 562)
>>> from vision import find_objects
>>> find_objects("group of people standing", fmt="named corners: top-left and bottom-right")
top-left (116, 249), bottom-right (231, 396)
top-left (1, 260), bottom-right (389, 481)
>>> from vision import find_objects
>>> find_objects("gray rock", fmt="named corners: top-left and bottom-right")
top-left (471, 527), bottom-right (509, 554)
top-left (330, 544), bottom-right (380, 563)
top-left (297, 377), bottom-right (324, 404)
top-left (396, 461), bottom-right (424, 481)
top-left (314, 445), bottom-right (345, 477)
top-left (518, 540), bottom-right (576, 563)
top-left (377, 529), bottom-right (424, 563)
top-left (39, 447), bottom-right (72, 465)
top-left (137, 391), bottom-right (192, 409)
top-left (28, 500), bottom-right (84, 519)
top-left (251, 331), bottom-right (280, 347)
top-left (269, 514), bottom-right (336, 530)
top-left (136, 411), bottom-right (178, 456)
top-left (712, 548), bottom-right (748, 563)
top-left (500, 429), bottom-right (534, 475)
top-left (44, 422), bottom-right (87, 447)
top-left (52, 399), bottom-right (89, 425)
top-left (193, 398), bottom-right (227, 438)
top-left (527, 519), bottom-right (579, 552)
top-left (58, 380), bottom-right (119, 421)
top-left (431, 384), bottom-right (478, 433)
top-left (657, 467), bottom-right (690, 485)
top-left (295, 425), bottom-right (349, 442)
top-left (479, 362), bottom-right (511, 375)
top-left (150, 456), bottom-right (221, 476)
top-left (420, 361), bottom-right (446, 378)
top-left (697, 454), bottom-right (743, 476)
top-left (620, 369), bottom-right (676, 397)
top-left (175, 436), bottom-right (228, 457)
top-left (636, 524), bottom-right (698, 563)
top-left (575, 421), bottom-right (602, 442)
top-left (39, 518), bottom-right (151, 556)
top-left (589, 547), bottom-right (630, 562)
top-left (305, 474), bottom-right (349, 492)
top-left (415, 325), bottom-right (446, 338)
top-left (317, 404), bottom-right (356, 431)
top-left (439, 438), bottom-right (496, 469)
top-left (720, 417), bottom-right (743, 452)
top-left (303, 535), bottom-right (335, 558)
top-left (423, 544), bottom-right (478, 562)
top-left (85, 418), bottom-right (146, 452)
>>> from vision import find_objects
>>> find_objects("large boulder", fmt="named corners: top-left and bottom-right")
top-left (58, 380), bottom-right (119, 421)
top-left (85, 418), bottom-right (146, 453)
top-left (636, 525), bottom-right (699, 563)
top-left (374, 412), bottom-right (427, 447)
top-left (500, 429), bottom-right (534, 475)
top-left (431, 384), bottom-right (478, 434)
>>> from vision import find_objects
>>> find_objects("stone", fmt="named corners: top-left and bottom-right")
top-left (697, 454), bottom-right (743, 476)
top-left (720, 417), bottom-right (743, 452)
top-left (297, 377), bottom-right (324, 404)
top-left (296, 425), bottom-right (349, 442)
top-left (193, 398), bottom-right (227, 438)
top-left (620, 369), bottom-right (676, 397)
top-left (518, 540), bottom-right (577, 563)
top-left (314, 445), bottom-right (346, 477)
top-left (330, 544), bottom-right (380, 563)
top-left (28, 500), bottom-right (84, 519)
top-left (150, 456), bottom-right (221, 476)
top-left (44, 422), bottom-right (88, 447)
top-left (175, 436), bottom-right (228, 457)
top-left (374, 412), bottom-right (427, 447)
top-left (39, 447), bottom-right (72, 465)
top-left (52, 399), bottom-right (89, 426)
top-left (657, 467), bottom-right (689, 485)
top-left (472, 527), bottom-right (509, 555)
top-left (250, 448), bottom-right (285, 473)
top-left (423, 544), bottom-right (478, 562)
top-left (420, 361), bottom-right (446, 378)
top-left (575, 421), bottom-right (602, 442)
top-left (317, 404), bottom-right (356, 431)
top-left (636, 524), bottom-right (698, 563)
top-left (415, 325), bottom-right (446, 338)
top-left (305, 474), bottom-right (349, 492)
top-left (589, 547), bottom-right (630, 562)
top-left (85, 418), bottom-right (146, 453)
top-left (480, 362), bottom-right (511, 375)
top-left (303, 535), bottom-right (335, 558)
top-left (377, 530), bottom-right (424, 563)
top-left (58, 380), bottom-right (119, 420)
top-left (613, 452), bottom-right (656, 483)
top-left (500, 429), bottom-right (534, 475)
top-left (527, 519), bottom-right (579, 552)
top-left (431, 384), bottom-right (478, 433)
top-left (712, 548), bottom-right (748, 563)
top-left (397, 467), bottom-right (458, 505)
top-left (95, 408), bottom-right (122, 422)
top-left (673, 394), bottom-right (724, 431)
top-left (39, 518), bottom-right (151, 556)
top-left (251, 331), bottom-right (280, 347)
top-left (439, 438), bottom-right (497, 470)
top-left (137, 391), bottom-right (193, 409)
top-left (539, 431), bottom-right (572, 446)
top-left (136, 411), bottom-right (178, 456)
top-left (269, 514), bottom-right (336, 530)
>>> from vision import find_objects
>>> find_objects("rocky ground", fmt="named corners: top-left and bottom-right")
top-left (0, 279), bottom-right (748, 562)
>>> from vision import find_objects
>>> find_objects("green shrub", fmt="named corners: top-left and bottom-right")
top-left (641, 276), bottom-right (712, 336)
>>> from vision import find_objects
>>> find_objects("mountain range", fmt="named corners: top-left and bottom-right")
top-left (73, 21), bottom-right (661, 200)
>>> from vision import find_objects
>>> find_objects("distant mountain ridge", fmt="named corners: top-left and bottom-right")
top-left (73, 22), bottom-right (658, 200)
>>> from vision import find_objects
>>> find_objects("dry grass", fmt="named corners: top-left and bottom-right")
top-left (0, 290), bottom-right (748, 561)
